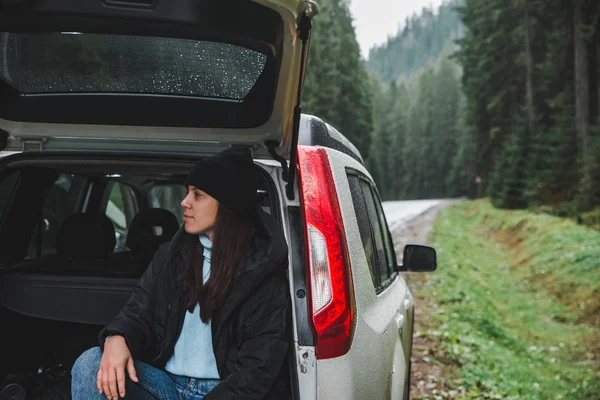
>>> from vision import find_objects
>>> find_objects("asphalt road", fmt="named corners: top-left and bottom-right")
top-left (382, 199), bottom-right (461, 262)
top-left (382, 199), bottom-right (452, 232)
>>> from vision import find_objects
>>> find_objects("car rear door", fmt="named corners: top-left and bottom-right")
top-left (316, 149), bottom-right (411, 399)
top-left (349, 172), bottom-right (411, 399)
top-left (366, 181), bottom-right (413, 399)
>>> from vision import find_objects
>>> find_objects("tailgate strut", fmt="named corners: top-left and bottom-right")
top-left (286, 12), bottom-right (312, 201)
top-left (267, 6), bottom-right (315, 201)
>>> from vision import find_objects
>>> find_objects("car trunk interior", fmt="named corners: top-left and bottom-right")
top-left (0, 153), bottom-right (290, 399)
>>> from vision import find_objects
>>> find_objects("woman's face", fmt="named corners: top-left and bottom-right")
top-left (181, 185), bottom-right (219, 239)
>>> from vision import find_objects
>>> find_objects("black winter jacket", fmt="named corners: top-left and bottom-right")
top-left (98, 209), bottom-right (292, 399)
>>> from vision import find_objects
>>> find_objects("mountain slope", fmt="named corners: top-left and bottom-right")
top-left (367, 0), bottom-right (464, 83)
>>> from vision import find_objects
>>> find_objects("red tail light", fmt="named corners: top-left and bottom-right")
top-left (297, 145), bottom-right (357, 360)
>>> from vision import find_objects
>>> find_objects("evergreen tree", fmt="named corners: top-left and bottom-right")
top-left (303, 0), bottom-right (373, 156)
top-left (525, 1), bottom-right (578, 206)
top-left (366, 74), bottom-right (388, 194)
top-left (489, 112), bottom-right (530, 209)
top-left (431, 58), bottom-right (461, 196)
top-left (447, 92), bottom-right (478, 198)
top-left (303, 0), bottom-right (342, 125)
top-left (388, 83), bottom-right (410, 199)
top-left (403, 68), bottom-right (436, 198)
top-left (454, 0), bottom-right (524, 200)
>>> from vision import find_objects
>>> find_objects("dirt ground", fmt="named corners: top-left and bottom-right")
top-left (390, 202), bottom-right (462, 399)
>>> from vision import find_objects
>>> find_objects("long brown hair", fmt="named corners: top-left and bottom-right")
top-left (180, 205), bottom-right (256, 322)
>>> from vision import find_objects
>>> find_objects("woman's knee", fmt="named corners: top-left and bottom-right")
top-left (71, 347), bottom-right (102, 379)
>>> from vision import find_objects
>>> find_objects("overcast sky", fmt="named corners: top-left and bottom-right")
top-left (349, 0), bottom-right (445, 59)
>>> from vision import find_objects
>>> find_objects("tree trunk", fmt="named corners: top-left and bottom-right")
top-left (574, 0), bottom-right (590, 148)
top-left (523, 0), bottom-right (536, 133)
top-left (588, 22), bottom-right (599, 126)
top-left (574, 0), bottom-right (591, 203)
top-left (597, 39), bottom-right (600, 123)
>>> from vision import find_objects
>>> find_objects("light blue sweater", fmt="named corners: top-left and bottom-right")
top-left (165, 234), bottom-right (219, 379)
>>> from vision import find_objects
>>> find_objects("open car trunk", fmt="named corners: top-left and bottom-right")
top-left (0, 1), bottom-right (316, 396)
top-left (0, 152), bottom-right (292, 399)
top-left (0, 0), bottom-right (317, 161)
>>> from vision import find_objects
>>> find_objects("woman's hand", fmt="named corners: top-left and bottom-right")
top-left (97, 335), bottom-right (139, 399)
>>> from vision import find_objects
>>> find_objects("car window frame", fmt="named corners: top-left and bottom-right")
top-left (366, 182), bottom-right (399, 288)
top-left (358, 178), bottom-right (396, 291)
top-left (26, 173), bottom-right (91, 258)
top-left (346, 173), bottom-right (380, 288)
top-left (104, 181), bottom-right (139, 227)
top-left (102, 180), bottom-right (140, 252)
top-left (148, 184), bottom-right (187, 224)
top-left (346, 169), bottom-right (398, 293)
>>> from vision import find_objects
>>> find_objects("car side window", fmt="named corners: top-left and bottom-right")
top-left (347, 174), bottom-right (378, 286)
top-left (359, 180), bottom-right (392, 286)
top-left (105, 182), bottom-right (139, 252)
top-left (347, 172), bottom-right (395, 291)
top-left (28, 173), bottom-right (89, 257)
top-left (148, 185), bottom-right (187, 224)
top-left (369, 185), bottom-right (397, 276)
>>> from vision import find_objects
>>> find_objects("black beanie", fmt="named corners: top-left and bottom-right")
top-left (184, 147), bottom-right (258, 224)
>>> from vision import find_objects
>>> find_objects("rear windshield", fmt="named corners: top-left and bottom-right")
top-left (0, 32), bottom-right (267, 99)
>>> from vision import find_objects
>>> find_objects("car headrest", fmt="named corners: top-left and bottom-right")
top-left (126, 208), bottom-right (179, 255)
top-left (57, 213), bottom-right (116, 258)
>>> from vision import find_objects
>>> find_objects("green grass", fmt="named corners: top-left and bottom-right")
top-left (579, 208), bottom-right (600, 232)
top-left (416, 199), bottom-right (600, 399)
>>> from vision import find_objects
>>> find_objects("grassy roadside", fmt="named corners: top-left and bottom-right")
top-left (409, 199), bottom-right (600, 400)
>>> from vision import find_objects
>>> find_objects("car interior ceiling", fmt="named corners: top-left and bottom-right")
top-left (0, 157), bottom-right (283, 399)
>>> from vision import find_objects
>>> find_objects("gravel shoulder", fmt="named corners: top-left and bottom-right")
top-left (387, 200), bottom-right (461, 399)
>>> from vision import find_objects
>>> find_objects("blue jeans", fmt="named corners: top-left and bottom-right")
top-left (71, 347), bottom-right (220, 400)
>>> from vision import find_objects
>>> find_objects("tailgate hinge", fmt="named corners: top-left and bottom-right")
top-left (17, 136), bottom-right (49, 152)
top-left (266, 140), bottom-right (289, 182)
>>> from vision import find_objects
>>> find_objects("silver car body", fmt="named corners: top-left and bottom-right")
top-left (257, 146), bottom-right (413, 399)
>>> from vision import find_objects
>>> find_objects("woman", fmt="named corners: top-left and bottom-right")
top-left (71, 147), bottom-right (291, 400)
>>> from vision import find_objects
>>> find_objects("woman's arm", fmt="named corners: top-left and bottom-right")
top-left (205, 271), bottom-right (291, 400)
top-left (98, 243), bottom-right (169, 358)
